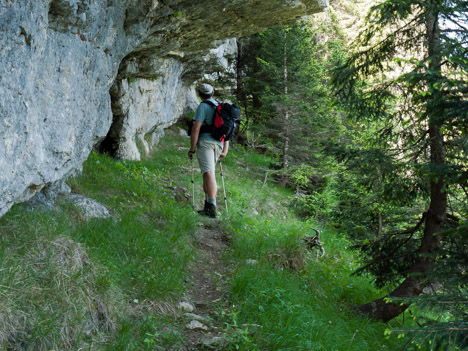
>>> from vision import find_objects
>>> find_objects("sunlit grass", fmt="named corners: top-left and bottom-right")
top-left (0, 127), bottom-right (410, 350)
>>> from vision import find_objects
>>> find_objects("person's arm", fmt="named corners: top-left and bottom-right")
top-left (219, 140), bottom-right (229, 159)
top-left (188, 121), bottom-right (202, 159)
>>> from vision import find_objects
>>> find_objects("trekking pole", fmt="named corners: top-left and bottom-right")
top-left (219, 160), bottom-right (228, 213)
top-left (191, 158), bottom-right (195, 209)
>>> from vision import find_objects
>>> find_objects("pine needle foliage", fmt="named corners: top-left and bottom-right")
top-left (237, 21), bottom-right (346, 172)
top-left (331, 0), bottom-right (467, 344)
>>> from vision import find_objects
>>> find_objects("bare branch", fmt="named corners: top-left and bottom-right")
top-left (302, 228), bottom-right (325, 257)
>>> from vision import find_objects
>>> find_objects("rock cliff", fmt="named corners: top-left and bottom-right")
top-left (0, 0), bottom-right (328, 217)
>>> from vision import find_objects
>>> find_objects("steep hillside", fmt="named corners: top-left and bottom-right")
top-left (0, 127), bottom-right (408, 350)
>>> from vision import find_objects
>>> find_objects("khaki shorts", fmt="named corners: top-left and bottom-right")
top-left (197, 140), bottom-right (222, 174)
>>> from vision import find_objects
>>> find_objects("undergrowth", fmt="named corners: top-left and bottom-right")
top-left (212, 141), bottom-right (409, 350)
top-left (0, 127), bottom-right (412, 350)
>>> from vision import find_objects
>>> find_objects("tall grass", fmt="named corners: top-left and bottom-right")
top-left (220, 216), bottom-right (401, 350)
top-left (209, 143), bottom-right (407, 350)
top-left (0, 130), bottom-right (199, 349)
top-left (0, 127), bottom-right (413, 349)
top-left (0, 207), bottom-right (126, 349)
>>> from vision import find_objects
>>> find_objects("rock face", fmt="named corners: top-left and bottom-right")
top-left (0, 0), bottom-right (328, 217)
top-left (105, 58), bottom-right (199, 160)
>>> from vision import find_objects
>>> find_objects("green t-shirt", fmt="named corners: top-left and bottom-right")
top-left (192, 98), bottom-right (222, 147)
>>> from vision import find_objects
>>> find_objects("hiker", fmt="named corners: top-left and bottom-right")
top-left (188, 83), bottom-right (229, 218)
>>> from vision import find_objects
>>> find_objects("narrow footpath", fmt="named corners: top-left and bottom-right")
top-left (180, 220), bottom-right (231, 350)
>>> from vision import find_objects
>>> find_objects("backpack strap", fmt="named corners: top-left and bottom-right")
top-left (198, 100), bottom-right (218, 134)
top-left (201, 100), bottom-right (219, 108)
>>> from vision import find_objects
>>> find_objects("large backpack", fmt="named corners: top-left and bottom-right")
top-left (203, 100), bottom-right (240, 142)
top-left (187, 101), bottom-right (241, 143)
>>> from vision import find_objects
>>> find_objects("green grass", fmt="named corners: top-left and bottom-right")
top-left (0, 130), bottom-right (199, 349)
top-left (216, 205), bottom-right (403, 350)
top-left (220, 217), bottom-right (400, 350)
top-left (0, 127), bottom-right (412, 349)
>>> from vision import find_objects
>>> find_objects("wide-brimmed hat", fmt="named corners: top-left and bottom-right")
top-left (198, 83), bottom-right (214, 95)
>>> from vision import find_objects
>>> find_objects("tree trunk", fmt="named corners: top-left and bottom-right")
top-left (235, 38), bottom-right (248, 142)
top-left (377, 212), bottom-right (383, 237)
top-left (377, 173), bottom-right (383, 237)
top-left (236, 38), bottom-right (245, 105)
top-left (281, 29), bottom-right (290, 186)
top-left (355, 9), bottom-right (447, 323)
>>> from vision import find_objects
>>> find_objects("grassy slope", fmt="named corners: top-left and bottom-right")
top-left (0, 127), bottom-right (407, 350)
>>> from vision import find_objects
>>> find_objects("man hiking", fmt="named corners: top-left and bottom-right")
top-left (188, 83), bottom-right (229, 218)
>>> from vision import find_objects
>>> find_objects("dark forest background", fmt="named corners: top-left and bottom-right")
top-left (228, 0), bottom-right (467, 348)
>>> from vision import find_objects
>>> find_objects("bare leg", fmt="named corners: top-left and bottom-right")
top-left (202, 170), bottom-right (217, 199)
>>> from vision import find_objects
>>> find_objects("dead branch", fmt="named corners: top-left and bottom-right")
top-left (302, 227), bottom-right (325, 257)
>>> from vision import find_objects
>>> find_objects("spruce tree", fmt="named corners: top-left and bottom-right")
top-left (238, 22), bottom-right (345, 186)
top-left (332, 0), bottom-right (467, 335)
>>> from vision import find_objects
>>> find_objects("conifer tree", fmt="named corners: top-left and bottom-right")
top-left (238, 23), bottom-right (344, 185)
top-left (332, 0), bottom-right (467, 333)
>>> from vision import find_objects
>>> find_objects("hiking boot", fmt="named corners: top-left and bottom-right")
top-left (205, 202), bottom-right (217, 219)
top-left (197, 201), bottom-right (209, 216)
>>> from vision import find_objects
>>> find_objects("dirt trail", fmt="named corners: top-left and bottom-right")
top-left (180, 221), bottom-right (231, 350)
